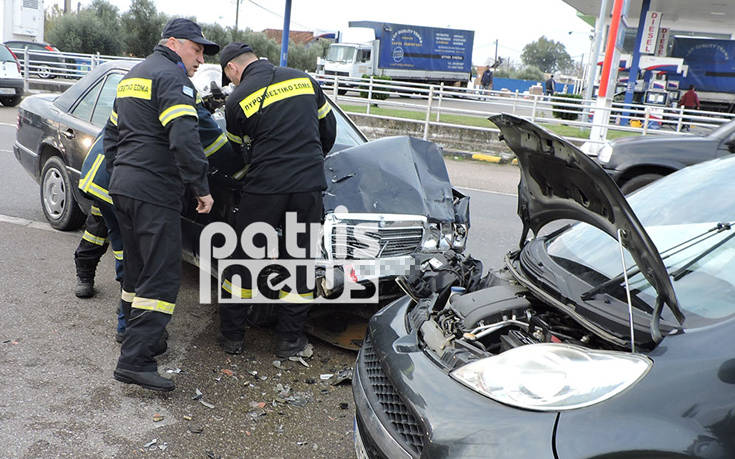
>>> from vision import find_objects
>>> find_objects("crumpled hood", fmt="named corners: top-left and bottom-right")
top-left (323, 136), bottom-right (461, 223)
top-left (490, 114), bottom-right (684, 324)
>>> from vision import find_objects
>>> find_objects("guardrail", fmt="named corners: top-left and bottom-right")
top-left (10, 46), bottom-right (734, 147)
top-left (313, 73), bottom-right (735, 146)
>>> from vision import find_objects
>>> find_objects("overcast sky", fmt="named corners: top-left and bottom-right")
top-left (51, 0), bottom-right (594, 65)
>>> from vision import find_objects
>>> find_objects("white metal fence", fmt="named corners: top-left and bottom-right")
top-left (11, 47), bottom-right (735, 146)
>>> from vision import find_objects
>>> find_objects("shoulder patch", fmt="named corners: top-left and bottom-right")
top-left (182, 85), bottom-right (194, 98)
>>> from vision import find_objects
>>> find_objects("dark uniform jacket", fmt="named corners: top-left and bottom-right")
top-left (82, 99), bottom-right (241, 206)
top-left (104, 45), bottom-right (210, 211)
top-left (224, 59), bottom-right (336, 194)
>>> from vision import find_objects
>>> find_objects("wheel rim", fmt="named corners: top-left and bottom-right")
top-left (43, 167), bottom-right (65, 219)
top-left (38, 65), bottom-right (51, 78)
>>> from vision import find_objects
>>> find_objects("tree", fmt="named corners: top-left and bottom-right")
top-left (521, 36), bottom-right (572, 73)
top-left (46, 10), bottom-right (122, 55)
top-left (121, 0), bottom-right (168, 57)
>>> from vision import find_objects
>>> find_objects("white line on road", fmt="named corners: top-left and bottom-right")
top-left (457, 185), bottom-right (517, 197)
top-left (0, 122), bottom-right (16, 128)
top-left (0, 213), bottom-right (78, 235)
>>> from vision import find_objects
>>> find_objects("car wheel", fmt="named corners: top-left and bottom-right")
top-left (0, 95), bottom-right (21, 107)
top-left (620, 173), bottom-right (664, 195)
top-left (36, 64), bottom-right (54, 79)
top-left (40, 156), bottom-right (85, 230)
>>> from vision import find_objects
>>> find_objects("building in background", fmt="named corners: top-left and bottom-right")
top-left (0, 0), bottom-right (44, 43)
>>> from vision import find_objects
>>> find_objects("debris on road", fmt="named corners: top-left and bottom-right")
top-left (192, 389), bottom-right (203, 401)
top-left (152, 413), bottom-right (164, 422)
top-left (331, 368), bottom-right (353, 386)
top-left (183, 415), bottom-right (192, 421)
top-left (200, 400), bottom-right (215, 409)
top-left (320, 373), bottom-right (333, 380)
top-left (158, 442), bottom-right (168, 451)
top-left (285, 391), bottom-right (312, 407)
top-left (288, 356), bottom-right (310, 367)
top-left (165, 367), bottom-right (183, 374)
top-left (143, 439), bottom-right (157, 448)
top-left (272, 360), bottom-right (282, 369)
top-left (188, 424), bottom-right (204, 434)
top-left (339, 402), bottom-right (349, 410)
top-left (222, 369), bottom-right (234, 377)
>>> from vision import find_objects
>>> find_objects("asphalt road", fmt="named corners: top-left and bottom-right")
top-left (0, 104), bottom-right (522, 457)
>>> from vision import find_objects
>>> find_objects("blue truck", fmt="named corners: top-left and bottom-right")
top-left (318, 21), bottom-right (474, 86)
top-left (670, 37), bottom-right (735, 113)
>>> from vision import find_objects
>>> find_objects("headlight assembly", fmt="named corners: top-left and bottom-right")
top-left (451, 343), bottom-right (651, 411)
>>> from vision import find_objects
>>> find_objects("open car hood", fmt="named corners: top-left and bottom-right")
top-left (490, 114), bottom-right (684, 326)
top-left (323, 136), bottom-right (467, 224)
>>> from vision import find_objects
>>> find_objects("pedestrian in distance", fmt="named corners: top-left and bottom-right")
top-left (545, 74), bottom-right (556, 97)
top-left (105, 18), bottom-right (219, 392)
top-left (218, 42), bottom-right (336, 359)
top-left (678, 85), bottom-right (700, 132)
top-left (481, 66), bottom-right (493, 98)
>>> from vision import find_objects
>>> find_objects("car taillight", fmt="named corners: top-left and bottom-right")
top-left (44, 45), bottom-right (55, 52)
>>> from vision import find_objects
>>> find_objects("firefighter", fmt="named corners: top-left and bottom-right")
top-left (78, 94), bottom-right (242, 345)
top-left (218, 43), bottom-right (336, 358)
top-left (105, 18), bottom-right (218, 392)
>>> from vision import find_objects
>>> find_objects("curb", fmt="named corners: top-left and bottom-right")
top-left (442, 149), bottom-right (518, 166)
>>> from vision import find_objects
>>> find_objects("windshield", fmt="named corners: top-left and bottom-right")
top-left (0, 46), bottom-right (15, 62)
top-left (546, 156), bottom-right (735, 327)
top-left (326, 45), bottom-right (357, 64)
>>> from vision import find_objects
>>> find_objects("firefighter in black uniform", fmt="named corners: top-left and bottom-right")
top-left (218, 43), bottom-right (336, 358)
top-left (105, 18), bottom-right (219, 392)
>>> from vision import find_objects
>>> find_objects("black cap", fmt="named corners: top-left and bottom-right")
top-left (220, 42), bottom-right (254, 86)
top-left (161, 18), bottom-right (220, 55)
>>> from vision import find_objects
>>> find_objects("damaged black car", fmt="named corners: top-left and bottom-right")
top-left (353, 114), bottom-right (735, 458)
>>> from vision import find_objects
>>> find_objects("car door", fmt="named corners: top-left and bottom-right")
top-left (716, 125), bottom-right (735, 159)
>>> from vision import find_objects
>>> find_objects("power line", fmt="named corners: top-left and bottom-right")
top-left (245, 0), bottom-right (311, 30)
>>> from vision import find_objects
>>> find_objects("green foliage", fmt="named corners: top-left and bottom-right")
top-left (46, 9), bottom-right (122, 55)
top-left (521, 36), bottom-right (572, 73)
top-left (552, 93), bottom-right (583, 120)
top-left (492, 65), bottom-right (543, 81)
top-left (360, 74), bottom-right (391, 100)
top-left (121, 0), bottom-right (168, 57)
top-left (287, 40), bottom-right (330, 72)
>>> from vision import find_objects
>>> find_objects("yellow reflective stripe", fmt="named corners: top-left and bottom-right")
top-left (113, 250), bottom-right (124, 261)
top-left (159, 104), bottom-right (198, 126)
top-left (117, 78), bottom-right (152, 100)
top-left (79, 140), bottom-right (104, 191)
top-left (232, 165), bottom-right (249, 180)
top-left (196, 93), bottom-right (202, 104)
top-left (121, 290), bottom-right (135, 302)
top-left (278, 290), bottom-right (314, 303)
top-left (204, 133), bottom-right (227, 157)
top-left (239, 77), bottom-right (315, 118)
top-left (109, 110), bottom-right (118, 126)
top-left (226, 130), bottom-right (242, 144)
top-left (317, 101), bottom-right (331, 119)
top-left (87, 183), bottom-right (113, 205)
top-left (222, 279), bottom-right (252, 299)
top-left (82, 230), bottom-right (107, 246)
top-left (90, 205), bottom-right (102, 216)
top-left (132, 296), bottom-right (175, 315)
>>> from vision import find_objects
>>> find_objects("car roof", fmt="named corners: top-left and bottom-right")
top-left (54, 60), bottom-right (138, 112)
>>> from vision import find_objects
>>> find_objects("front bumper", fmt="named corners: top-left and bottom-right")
top-left (353, 297), bottom-right (558, 458)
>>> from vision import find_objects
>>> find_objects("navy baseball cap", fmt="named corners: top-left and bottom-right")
top-left (220, 42), bottom-right (254, 86)
top-left (161, 18), bottom-right (220, 55)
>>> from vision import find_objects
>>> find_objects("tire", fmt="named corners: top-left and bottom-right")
top-left (620, 173), bottom-right (664, 195)
top-left (36, 64), bottom-right (55, 79)
top-left (337, 89), bottom-right (347, 96)
top-left (40, 156), bottom-right (85, 230)
top-left (0, 95), bottom-right (21, 107)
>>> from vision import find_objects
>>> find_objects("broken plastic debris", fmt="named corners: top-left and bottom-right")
top-left (331, 173), bottom-right (355, 183)
top-left (188, 424), bottom-right (203, 434)
top-left (200, 400), bottom-right (215, 409)
top-left (152, 413), bottom-right (164, 422)
top-left (249, 401), bottom-right (266, 409)
top-left (320, 374), bottom-right (333, 380)
top-left (158, 442), bottom-right (168, 451)
top-left (192, 388), bottom-right (203, 400)
top-left (297, 441), bottom-right (308, 446)
top-left (143, 439), bottom-right (157, 448)
top-left (285, 392), bottom-right (311, 407)
top-left (248, 370), bottom-right (258, 376)
top-left (165, 367), bottom-right (182, 374)
top-left (222, 369), bottom-right (234, 377)
top-left (288, 356), bottom-right (310, 367)
top-left (272, 360), bottom-right (282, 369)
top-left (331, 368), bottom-right (353, 386)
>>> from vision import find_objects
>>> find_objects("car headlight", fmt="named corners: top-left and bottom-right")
top-left (452, 224), bottom-right (468, 251)
top-left (450, 343), bottom-right (651, 411)
top-left (597, 143), bottom-right (614, 164)
top-left (421, 223), bottom-right (441, 250)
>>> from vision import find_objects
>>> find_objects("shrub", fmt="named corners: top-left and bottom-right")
top-left (360, 74), bottom-right (391, 100)
top-left (552, 93), bottom-right (583, 120)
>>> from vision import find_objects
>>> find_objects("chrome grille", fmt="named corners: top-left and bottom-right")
top-left (330, 223), bottom-right (423, 259)
top-left (362, 336), bottom-right (425, 455)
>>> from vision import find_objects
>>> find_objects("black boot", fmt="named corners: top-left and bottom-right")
top-left (275, 334), bottom-right (310, 358)
top-left (75, 277), bottom-right (95, 298)
top-left (217, 333), bottom-right (244, 355)
top-left (113, 368), bottom-right (175, 392)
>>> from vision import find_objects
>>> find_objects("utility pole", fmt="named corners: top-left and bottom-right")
top-left (494, 39), bottom-right (498, 65)
top-left (234, 0), bottom-right (240, 35)
top-left (64, 0), bottom-right (71, 13)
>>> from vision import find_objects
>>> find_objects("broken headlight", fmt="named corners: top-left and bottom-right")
top-left (450, 343), bottom-right (651, 411)
top-left (421, 223), bottom-right (454, 251)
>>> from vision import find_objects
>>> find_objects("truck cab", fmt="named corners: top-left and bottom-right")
top-left (319, 42), bottom-right (374, 80)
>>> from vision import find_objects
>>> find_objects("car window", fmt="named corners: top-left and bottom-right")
top-left (72, 79), bottom-right (103, 122)
top-left (331, 100), bottom-right (366, 148)
top-left (546, 156), bottom-right (735, 327)
top-left (0, 46), bottom-right (14, 62)
top-left (91, 73), bottom-right (123, 128)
